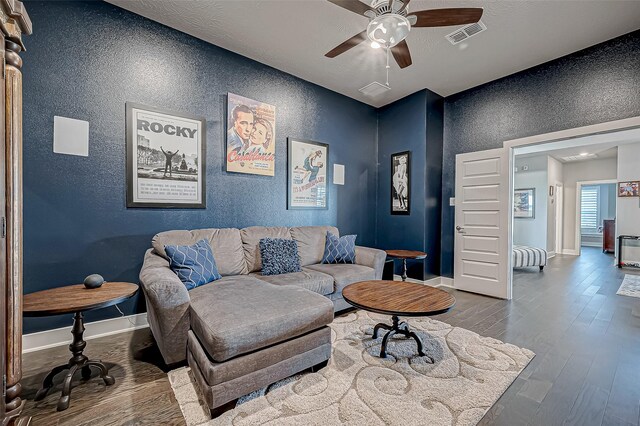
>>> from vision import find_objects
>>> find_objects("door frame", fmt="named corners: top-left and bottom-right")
top-left (555, 184), bottom-right (563, 255)
top-left (575, 179), bottom-right (617, 255)
top-left (501, 115), bottom-right (640, 298)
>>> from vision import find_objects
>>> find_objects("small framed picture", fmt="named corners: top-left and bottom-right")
top-left (391, 151), bottom-right (411, 215)
top-left (618, 181), bottom-right (639, 197)
top-left (514, 188), bottom-right (535, 218)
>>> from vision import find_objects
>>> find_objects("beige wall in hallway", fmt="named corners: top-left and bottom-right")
top-left (562, 157), bottom-right (618, 253)
top-left (617, 143), bottom-right (640, 262)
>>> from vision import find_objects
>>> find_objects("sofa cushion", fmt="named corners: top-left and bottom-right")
top-left (152, 228), bottom-right (247, 276)
top-left (259, 238), bottom-right (302, 276)
top-left (305, 263), bottom-right (375, 292)
top-left (189, 275), bottom-right (333, 362)
top-left (165, 239), bottom-right (221, 290)
top-left (290, 226), bottom-right (339, 267)
top-left (251, 267), bottom-right (334, 295)
top-left (321, 232), bottom-right (357, 264)
top-left (241, 226), bottom-right (291, 272)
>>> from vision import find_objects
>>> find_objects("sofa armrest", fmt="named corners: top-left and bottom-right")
top-left (355, 246), bottom-right (387, 280)
top-left (139, 248), bottom-right (191, 365)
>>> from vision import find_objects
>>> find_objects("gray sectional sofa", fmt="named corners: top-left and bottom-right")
top-left (139, 225), bottom-right (386, 417)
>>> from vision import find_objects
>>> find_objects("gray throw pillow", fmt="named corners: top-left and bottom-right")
top-left (259, 238), bottom-right (302, 276)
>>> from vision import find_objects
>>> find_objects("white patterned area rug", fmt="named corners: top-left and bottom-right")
top-left (169, 311), bottom-right (534, 426)
top-left (617, 274), bottom-right (640, 298)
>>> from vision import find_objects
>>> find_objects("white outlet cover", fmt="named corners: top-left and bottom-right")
top-left (333, 164), bottom-right (345, 185)
top-left (53, 116), bottom-right (89, 157)
top-left (449, 197), bottom-right (455, 206)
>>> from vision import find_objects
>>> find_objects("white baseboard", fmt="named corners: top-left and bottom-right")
top-left (581, 242), bottom-right (602, 248)
top-left (393, 274), bottom-right (455, 289)
top-left (547, 251), bottom-right (556, 259)
top-left (23, 313), bottom-right (149, 354)
top-left (562, 249), bottom-right (579, 256)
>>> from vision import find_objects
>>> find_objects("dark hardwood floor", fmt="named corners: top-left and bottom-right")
top-left (20, 247), bottom-right (640, 425)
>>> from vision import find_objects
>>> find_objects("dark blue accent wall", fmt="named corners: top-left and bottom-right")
top-left (376, 89), bottom-right (443, 279)
top-left (22, 1), bottom-right (378, 333)
top-left (440, 30), bottom-right (640, 277)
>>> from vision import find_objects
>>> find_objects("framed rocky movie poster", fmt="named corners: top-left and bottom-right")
top-left (391, 151), bottom-right (411, 215)
top-left (126, 102), bottom-right (206, 208)
top-left (287, 138), bottom-right (329, 209)
top-left (226, 93), bottom-right (276, 176)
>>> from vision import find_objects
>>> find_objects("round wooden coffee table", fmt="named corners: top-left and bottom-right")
top-left (385, 249), bottom-right (427, 281)
top-left (23, 282), bottom-right (138, 411)
top-left (342, 280), bottom-right (455, 362)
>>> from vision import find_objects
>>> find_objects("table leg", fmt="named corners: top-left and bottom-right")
top-left (33, 311), bottom-right (116, 411)
top-left (401, 259), bottom-right (408, 281)
top-left (374, 315), bottom-right (434, 363)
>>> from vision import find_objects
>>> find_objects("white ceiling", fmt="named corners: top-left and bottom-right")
top-left (515, 127), bottom-right (640, 163)
top-left (107, 0), bottom-right (640, 107)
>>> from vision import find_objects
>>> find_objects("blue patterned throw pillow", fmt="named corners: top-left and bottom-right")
top-left (259, 238), bottom-right (302, 276)
top-left (321, 232), bottom-right (356, 264)
top-left (164, 239), bottom-right (221, 290)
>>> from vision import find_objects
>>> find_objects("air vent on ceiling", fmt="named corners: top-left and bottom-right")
top-left (560, 153), bottom-right (597, 162)
top-left (359, 81), bottom-right (391, 97)
top-left (446, 20), bottom-right (487, 45)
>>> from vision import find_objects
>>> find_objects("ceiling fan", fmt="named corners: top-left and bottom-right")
top-left (325, 0), bottom-right (483, 69)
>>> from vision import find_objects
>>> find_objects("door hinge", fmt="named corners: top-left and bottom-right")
top-left (1, 217), bottom-right (5, 238)
top-left (2, 374), bottom-right (6, 399)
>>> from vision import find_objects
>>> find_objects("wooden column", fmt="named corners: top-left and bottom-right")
top-left (0, 1), bottom-right (30, 425)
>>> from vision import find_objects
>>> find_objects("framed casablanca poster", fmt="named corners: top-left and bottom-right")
top-left (126, 102), bottom-right (206, 208)
top-left (226, 93), bottom-right (276, 176)
top-left (391, 151), bottom-right (411, 215)
top-left (287, 138), bottom-right (329, 209)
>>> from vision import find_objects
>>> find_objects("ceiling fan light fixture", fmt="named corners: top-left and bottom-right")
top-left (370, 41), bottom-right (381, 49)
top-left (366, 14), bottom-right (410, 48)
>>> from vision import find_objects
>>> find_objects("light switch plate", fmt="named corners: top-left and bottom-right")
top-left (53, 116), bottom-right (89, 157)
top-left (333, 164), bottom-right (345, 185)
top-left (449, 197), bottom-right (455, 206)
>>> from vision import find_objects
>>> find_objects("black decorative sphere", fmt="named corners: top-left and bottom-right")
top-left (84, 274), bottom-right (104, 289)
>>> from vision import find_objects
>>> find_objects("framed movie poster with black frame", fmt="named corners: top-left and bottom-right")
top-left (287, 138), bottom-right (329, 210)
top-left (126, 102), bottom-right (206, 208)
top-left (391, 151), bottom-right (411, 215)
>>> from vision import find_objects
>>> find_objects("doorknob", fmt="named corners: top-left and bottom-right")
top-left (456, 226), bottom-right (465, 233)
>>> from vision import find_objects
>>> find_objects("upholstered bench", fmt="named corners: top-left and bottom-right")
top-left (513, 245), bottom-right (548, 271)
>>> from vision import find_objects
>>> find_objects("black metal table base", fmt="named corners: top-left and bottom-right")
top-left (373, 315), bottom-right (434, 363)
top-left (33, 312), bottom-right (115, 411)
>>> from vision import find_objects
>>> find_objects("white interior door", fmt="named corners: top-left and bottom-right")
top-left (454, 148), bottom-right (511, 299)
top-left (555, 185), bottom-right (563, 254)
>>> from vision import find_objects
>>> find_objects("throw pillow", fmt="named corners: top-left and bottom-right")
top-left (321, 232), bottom-right (357, 264)
top-left (164, 239), bottom-right (222, 290)
top-left (259, 238), bottom-right (302, 276)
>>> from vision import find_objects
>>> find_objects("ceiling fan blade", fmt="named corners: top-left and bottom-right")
top-left (325, 30), bottom-right (369, 58)
top-left (409, 8), bottom-right (483, 27)
top-left (326, 0), bottom-right (375, 17)
top-left (391, 40), bottom-right (412, 69)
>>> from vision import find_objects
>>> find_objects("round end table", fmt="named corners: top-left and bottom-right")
top-left (23, 282), bottom-right (138, 411)
top-left (385, 249), bottom-right (427, 281)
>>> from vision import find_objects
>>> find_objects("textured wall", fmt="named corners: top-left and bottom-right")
top-left (376, 89), bottom-right (443, 279)
top-left (377, 91), bottom-right (426, 279)
top-left (22, 1), bottom-right (378, 333)
top-left (441, 30), bottom-right (640, 277)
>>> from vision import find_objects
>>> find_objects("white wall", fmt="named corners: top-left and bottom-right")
top-left (514, 156), bottom-right (548, 249)
top-left (617, 143), bottom-right (640, 262)
top-left (562, 157), bottom-right (618, 253)
top-left (547, 157), bottom-right (564, 253)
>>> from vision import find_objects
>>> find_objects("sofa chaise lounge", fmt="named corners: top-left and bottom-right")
top-left (139, 225), bottom-right (386, 417)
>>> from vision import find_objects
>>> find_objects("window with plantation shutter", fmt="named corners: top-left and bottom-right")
top-left (580, 186), bottom-right (599, 231)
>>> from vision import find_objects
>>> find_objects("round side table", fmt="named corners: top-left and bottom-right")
top-left (385, 250), bottom-right (427, 281)
top-left (23, 282), bottom-right (138, 411)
